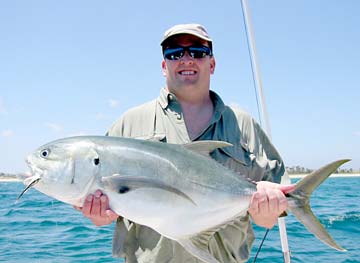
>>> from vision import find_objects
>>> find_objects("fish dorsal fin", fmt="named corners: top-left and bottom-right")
top-left (183, 140), bottom-right (233, 156)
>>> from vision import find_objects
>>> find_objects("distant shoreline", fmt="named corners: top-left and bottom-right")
top-left (0, 173), bottom-right (27, 182)
top-left (289, 173), bottom-right (360, 179)
top-left (0, 177), bottom-right (22, 182)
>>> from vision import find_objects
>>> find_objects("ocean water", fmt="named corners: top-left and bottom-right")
top-left (1, 177), bottom-right (359, 263)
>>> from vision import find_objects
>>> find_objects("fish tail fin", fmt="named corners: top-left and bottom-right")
top-left (288, 159), bottom-right (350, 252)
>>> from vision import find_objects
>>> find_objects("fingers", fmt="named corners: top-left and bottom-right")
top-left (99, 193), bottom-right (118, 221)
top-left (91, 190), bottom-right (103, 216)
top-left (100, 195), bottom-right (108, 217)
top-left (261, 188), bottom-right (276, 214)
top-left (281, 184), bottom-right (296, 194)
top-left (277, 190), bottom-right (288, 212)
top-left (106, 209), bottom-right (120, 222)
top-left (262, 187), bottom-right (288, 214)
top-left (256, 181), bottom-right (295, 193)
top-left (82, 194), bottom-right (94, 218)
top-left (248, 192), bottom-right (260, 215)
top-left (77, 190), bottom-right (119, 226)
top-left (269, 188), bottom-right (289, 215)
top-left (254, 181), bottom-right (293, 214)
top-left (248, 183), bottom-right (289, 229)
top-left (249, 188), bottom-right (284, 214)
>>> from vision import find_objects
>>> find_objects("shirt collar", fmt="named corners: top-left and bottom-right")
top-left (158, 87), bottom-right (226, 116)
top-left (209, 90), bottom-right (226, 124)
top-left (158, 88), bottom-right (172, 109)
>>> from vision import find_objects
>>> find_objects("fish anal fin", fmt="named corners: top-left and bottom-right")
top-left (112, 218), bottom-right (127, 258)
top-left (178, 235), bottom-right (219, 263)
top-left (183, 140), bottom-right (233, 157)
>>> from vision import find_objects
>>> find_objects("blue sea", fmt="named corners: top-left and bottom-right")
top-left (1, 177), bottom-right (359, 263)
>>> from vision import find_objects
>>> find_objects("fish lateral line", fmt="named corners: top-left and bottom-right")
top-left (102, 174), bottom-right (196, 205)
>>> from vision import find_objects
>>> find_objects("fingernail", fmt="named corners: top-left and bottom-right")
top-left (100, 195), bottom-right (107, 202)
top-left (87, 195), bottom-right (93, 201)
top-left (95, 190), bottom-right (102, 198)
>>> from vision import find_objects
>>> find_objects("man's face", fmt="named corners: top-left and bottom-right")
top-left (161, 35), bottom-right (216, 94)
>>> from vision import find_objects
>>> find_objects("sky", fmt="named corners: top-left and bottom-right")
top-left (1, 0), bottom-right (359, 174)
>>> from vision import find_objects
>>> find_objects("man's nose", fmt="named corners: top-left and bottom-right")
top-left (180, 51), bottom-right (194, 63)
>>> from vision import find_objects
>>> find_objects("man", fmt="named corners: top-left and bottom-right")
top-left (77, 24), bottom-right (293, 262)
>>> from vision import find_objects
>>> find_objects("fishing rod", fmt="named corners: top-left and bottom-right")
top-left (239, 1), bottom-right (292, 262)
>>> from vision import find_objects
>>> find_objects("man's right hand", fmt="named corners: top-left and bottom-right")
top-left (74, 190), bottom-right (119, 226)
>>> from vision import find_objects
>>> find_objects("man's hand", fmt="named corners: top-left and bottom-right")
top-left (74, 190), bottom-right (119, 226)
top-left (248, 181), bottom-right (295, 229)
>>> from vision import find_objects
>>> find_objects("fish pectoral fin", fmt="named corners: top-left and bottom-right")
top-left (183, 140), bottom-right (233, 156)
top-left (177, 236), bottom-right (219, 263)
top-left (102, 174), bottom-right (196, 205)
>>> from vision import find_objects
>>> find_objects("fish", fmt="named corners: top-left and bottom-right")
top-left (19, 136), bottom-right (349, 263)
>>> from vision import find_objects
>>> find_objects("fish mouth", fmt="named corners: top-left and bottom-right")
top-left (17, 160), bottom-right (45, 201)
top-left (17, 175), bottom-right (41, 201)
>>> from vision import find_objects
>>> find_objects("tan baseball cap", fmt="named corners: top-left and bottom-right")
top-left (160, 23), bottom-right (213, 46)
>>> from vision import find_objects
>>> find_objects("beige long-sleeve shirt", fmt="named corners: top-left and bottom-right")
top-left (107, 88), bottom-right (285, 263)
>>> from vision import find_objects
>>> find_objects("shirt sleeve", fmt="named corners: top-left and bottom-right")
top-left (231, 107), bottom-right (286, 183)
top-left (106, 100), bottom-right (158, 139)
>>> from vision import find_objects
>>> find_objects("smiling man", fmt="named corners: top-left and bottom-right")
top-left (77, 23), bottom-right (290, 262)
top-left (160, 27), bottom-right (215, 141)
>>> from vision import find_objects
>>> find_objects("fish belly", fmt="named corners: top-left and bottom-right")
top-left (107, 189), bottom-right (251, 239)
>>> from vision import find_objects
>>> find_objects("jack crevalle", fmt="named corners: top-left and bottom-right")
top-left (19, 136), bottom-right (348, 263)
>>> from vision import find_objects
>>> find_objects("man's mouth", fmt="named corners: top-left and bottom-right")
top-left (178, 70), bottom-right (197, 76)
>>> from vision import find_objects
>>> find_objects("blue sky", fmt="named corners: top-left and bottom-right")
top-left (1, 1), bottom-right (359, 173)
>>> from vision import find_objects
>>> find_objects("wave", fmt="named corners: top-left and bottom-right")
top-left (326, 211), bottom-right (360, 225)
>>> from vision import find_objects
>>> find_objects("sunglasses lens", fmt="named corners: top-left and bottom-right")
top-left (163, 47), bottom-right (185, 60)
top-left (163, 45), bottom-right (212, 60)
top-left (188, 46), bottom-right (211, 59)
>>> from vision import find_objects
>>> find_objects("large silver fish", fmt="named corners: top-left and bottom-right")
top-left (19, 136), bottom-right (348, 263)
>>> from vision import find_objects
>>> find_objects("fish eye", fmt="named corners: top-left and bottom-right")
top-left (40, 149), bottom-right (50, 158)
top-left (94, 158), bottom-right (100, 166)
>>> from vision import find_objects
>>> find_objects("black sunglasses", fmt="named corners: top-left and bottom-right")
top-left (163, 45), bottom-right (213, 60)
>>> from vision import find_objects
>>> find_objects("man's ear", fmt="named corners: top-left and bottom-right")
top-left (162, 60), bottom-right (167, 77)
top-left (210, 57), bottom-right (216, 74)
